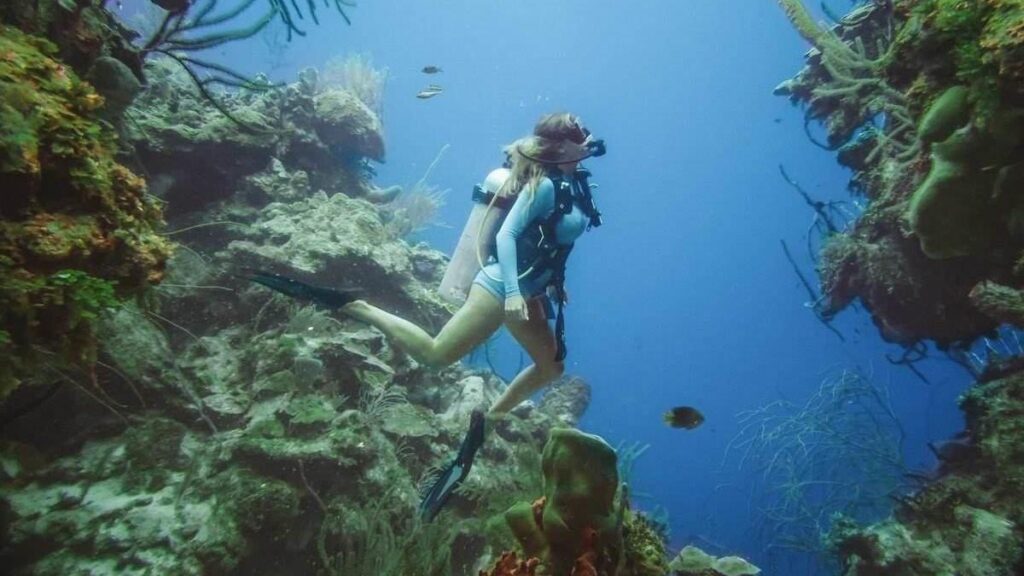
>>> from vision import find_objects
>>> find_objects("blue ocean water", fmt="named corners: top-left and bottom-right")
top-left (119, 0), bottom-right (973, 569)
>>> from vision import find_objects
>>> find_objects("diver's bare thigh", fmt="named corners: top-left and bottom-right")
top-left (433, 285), bottom-right (504, 362)
top-left (504, 300), bottom-right (558, 366)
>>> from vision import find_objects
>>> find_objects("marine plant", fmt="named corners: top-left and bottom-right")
top-left (723, 369), bottom-right (907, 572)
top-left (322, 52), bottom-right (389, 119)
top-left (384, 145), bottom-right (451, 238)
top-left (0, 24), bottom-right (171, 398)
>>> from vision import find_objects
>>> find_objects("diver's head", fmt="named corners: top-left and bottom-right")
top-left (511, 113), bottom-right (605, 174)
top-left (501, 113), bottom-right (606, 195)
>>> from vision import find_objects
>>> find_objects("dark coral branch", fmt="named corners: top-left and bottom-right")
top-left (781, 239), bottom-right (846, 342)
top-left (779, 164), bottom-right (841, 234)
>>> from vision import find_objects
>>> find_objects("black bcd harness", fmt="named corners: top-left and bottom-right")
top-left (517, 167), bottom-right (602, 362)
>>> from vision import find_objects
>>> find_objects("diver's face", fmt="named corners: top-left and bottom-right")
top-left (557, 161), bottom-right (578, 174)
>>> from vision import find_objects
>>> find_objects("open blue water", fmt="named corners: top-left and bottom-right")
top-left (117, 0), bottom-right (973, 570)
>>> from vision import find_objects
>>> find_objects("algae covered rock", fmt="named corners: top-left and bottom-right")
top-left (0, 25), bottom-right (170, 396)
top-left (313, 88), bottom-right (386, 161)
top-left (669, 545), bottom-right (715, 573)
top-left (669, 545), bottom-right (761, 576)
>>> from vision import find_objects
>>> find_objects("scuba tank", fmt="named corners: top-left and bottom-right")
top-left (438, 168), bottom-right (512, 304)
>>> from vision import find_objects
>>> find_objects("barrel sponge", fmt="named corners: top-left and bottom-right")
top-left (908, 104), bottom-right (1024, 259)
top-left (504, 428), bottom-right (621, 574)
top-left (908, 154), bottom-right (997, 259)
top-left (918, 86), bottom-right (971, 144)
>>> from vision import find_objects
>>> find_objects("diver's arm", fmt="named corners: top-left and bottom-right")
top-left (495, 179), bottom-right (556, 312)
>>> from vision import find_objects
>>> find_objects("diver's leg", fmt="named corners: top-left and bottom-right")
top-left (489, 298), bottom-right (565, 414)
top-left (343, 285), bottom-right (503, 367)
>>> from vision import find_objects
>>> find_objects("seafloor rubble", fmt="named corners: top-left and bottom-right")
top-left (776, 0), bottom-right (1024, 573)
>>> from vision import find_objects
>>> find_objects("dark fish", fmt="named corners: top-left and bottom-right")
top-left (663, 406), bottom-right (704, 429)
top-left (422, 66), bottom-right (443, 74)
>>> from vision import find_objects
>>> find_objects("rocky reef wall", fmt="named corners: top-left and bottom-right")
top-left (776, 1), bottom-right (1024, 573)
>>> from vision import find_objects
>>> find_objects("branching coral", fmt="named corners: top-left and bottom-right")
top-left (0, 24), bottom-right (171, 397)
top-left (136, 0), bottom-right (356, 130)
top-left (776, 0), bottom-right (920, 169)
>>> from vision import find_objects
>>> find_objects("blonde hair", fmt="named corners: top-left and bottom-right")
top-left (497, 113), bottom-right (585, 201)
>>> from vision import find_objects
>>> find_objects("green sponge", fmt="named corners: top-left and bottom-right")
top-left (504, 428), bottom-right (621, 574)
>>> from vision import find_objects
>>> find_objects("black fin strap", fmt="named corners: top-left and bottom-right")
top-left (554, 294), bottom-right (567, 363)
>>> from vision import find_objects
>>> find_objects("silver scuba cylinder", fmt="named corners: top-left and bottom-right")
top-left (437, 168), bottom-right (511, 304)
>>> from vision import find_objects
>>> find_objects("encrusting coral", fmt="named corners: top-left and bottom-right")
top-left (0, 24), bottom-right (170, 397)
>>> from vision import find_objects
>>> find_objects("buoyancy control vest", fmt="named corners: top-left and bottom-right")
top-left (437, 167), bottom-right (601, 361)
top-left (516, 167), bottom-right (601, 361)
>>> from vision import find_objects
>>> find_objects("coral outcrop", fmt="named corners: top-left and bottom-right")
top-left (667, 545), bottom-right (761, 576)
top-left (777, 2), bottom-right (1024, 573)
top-left (826, 370), bottom-right (1024, 575)
top-left (0, 24), bottom-right (170, 397)
top-left (776, 0), bottom-right (1024, 347)
top-left (124, 59), bottom-right (388, 218)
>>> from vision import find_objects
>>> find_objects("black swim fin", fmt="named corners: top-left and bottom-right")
top-left (246, 270), bottom-right (357, 309)
top-left (419, 409), bottom-right (486, 522)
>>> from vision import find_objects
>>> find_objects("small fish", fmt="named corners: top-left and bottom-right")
top-left (416, 86), bottom-right (443, 99)
top-left (663, 406), bottom-right (705, 429)
top-left (422, 66), bottom-right (443, 74)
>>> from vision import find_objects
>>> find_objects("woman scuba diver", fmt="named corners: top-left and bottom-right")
top-left (248, 112), bottom-right (606, 520)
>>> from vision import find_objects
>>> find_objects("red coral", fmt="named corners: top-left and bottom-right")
top-left (479, 551), bottom-right (540, 576)
top-left (570, 528), bottom-right (599, 576)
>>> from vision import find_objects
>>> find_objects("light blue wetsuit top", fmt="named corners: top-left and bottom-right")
top-left (473, 176), bottom-right (589, 300)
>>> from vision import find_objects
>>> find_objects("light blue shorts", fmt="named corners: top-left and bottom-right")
top-left (473, 263), bottom-right (553, 316)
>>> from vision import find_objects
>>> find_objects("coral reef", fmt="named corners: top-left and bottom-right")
top-left (826, 370), bottom-right (1024, 575)
top-left (776, 2), bottom-right (1024, 574)
top-left (0, 24), bottom-right (170, 397)
top-left (124, 58), bottom-right (388, 217)
top-left (776, 0), bottom-right (1024, 348)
